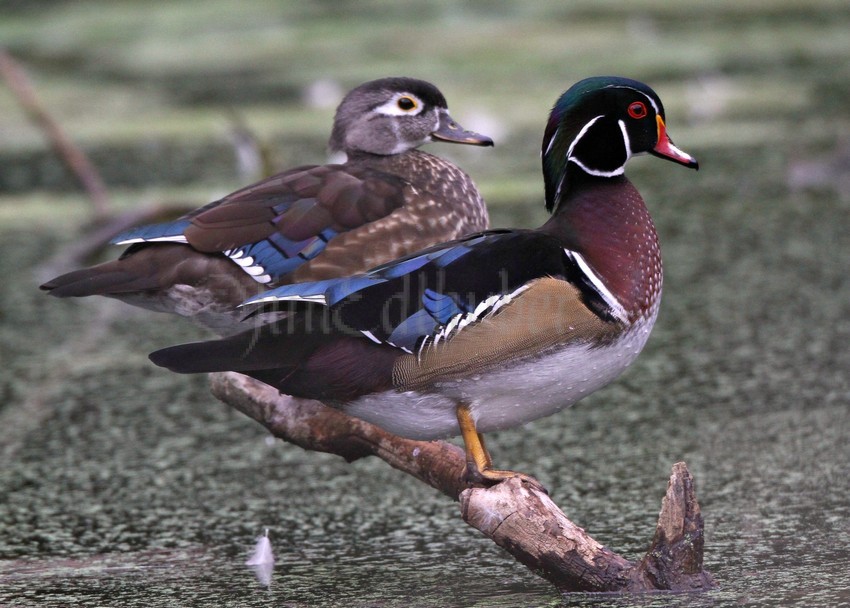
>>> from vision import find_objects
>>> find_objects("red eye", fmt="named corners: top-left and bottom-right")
top-left (628, 101), bottom-right (648, 119)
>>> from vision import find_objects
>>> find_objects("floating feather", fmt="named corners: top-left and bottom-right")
top-left (245, 528), bottom-right (275, 588)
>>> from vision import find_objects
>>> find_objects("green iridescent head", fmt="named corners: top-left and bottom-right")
top-left (541, 76), bottom-right (698, 212)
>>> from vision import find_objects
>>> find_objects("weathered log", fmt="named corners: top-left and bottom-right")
top-left (209, 371), bottom-right (716, 593)
top-left (209, 371), bottom-right (469, 498)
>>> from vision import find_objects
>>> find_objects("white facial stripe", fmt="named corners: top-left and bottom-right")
top-left (566, 114), bottom-right (602, 162)
top-left (544, 125), bottom-right (560, 156)
top-left (569, 158), bottom-right (625, 178)
top-left (605, 84), bottom-right (660, 115)
top-left (374, 92), bottom-right (425, 116)
top-left (617, 119), bottom-right (633, 160)
top-left (554, 174), bottom-right (566, 202)
top-left (565, 114), bottom-right (628, 177)
top-left (633, 89), bottom-right (660, 115)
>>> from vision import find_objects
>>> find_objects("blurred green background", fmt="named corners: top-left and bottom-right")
top-left (1, 1), bottom-right (849, 607)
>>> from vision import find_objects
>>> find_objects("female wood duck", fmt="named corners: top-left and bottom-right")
top-left (41, 77), bottom-right (492, 335)
top-left (149, 76), bottom-right (699, 486)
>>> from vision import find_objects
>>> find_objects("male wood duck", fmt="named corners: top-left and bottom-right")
top-left (149, 76), bottom-right (698, 486)
top-left (41, 77), bottom-right (492, 335)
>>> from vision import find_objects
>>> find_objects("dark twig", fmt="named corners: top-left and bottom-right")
top-left (209, 372), bottom-right (716, 593)
top-left (0, 49), bottom-right (111, 218)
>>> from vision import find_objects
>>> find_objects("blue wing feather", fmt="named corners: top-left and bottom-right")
top-left (430, 234), bottom-right (489, 267)
top-left (422, 289), bottom-right (465, 324)
top-left (111, 219), bottom-right (193, 244)
top-left (325, 276), bottom-right (387, 305)
top-left (112, 200), bottom-right (344, 282)
top-left (234, 239), bottom-right (304, 277)
top-left (238, 229), bottom-right (568, 353)
top-left (387, 309), bottom-right (440, 350)
top-left (242, 234), bottom-right (492, 308)
top-left (244, 278), bottom-right (341, 303)
top-left (373, 251), bottom-right (434, 279)
top-left (243, 275), bottom-right (386, 306)
top-left (265, 232), bottom-right (315, 258)
top-left (297, 237), bottom-right (328, 260)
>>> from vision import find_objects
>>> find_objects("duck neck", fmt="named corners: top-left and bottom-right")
top-left (350, 149), bottom-right (489, 233)
top-left (540, 170), bottom-right (662, 323)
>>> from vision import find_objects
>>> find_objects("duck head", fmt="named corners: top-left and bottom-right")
top-left (541, 76), bottom-right (698, 212)
top-left (329, 77), bottom-right (493, 156)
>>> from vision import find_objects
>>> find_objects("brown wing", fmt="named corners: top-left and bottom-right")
top-left (291, 157), bottom-right (489, 282)
top-left (182, 164), bottom-right (408, 253)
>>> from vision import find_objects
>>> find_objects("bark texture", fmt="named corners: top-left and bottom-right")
top-left (209, 371), bottom-right (716, 593)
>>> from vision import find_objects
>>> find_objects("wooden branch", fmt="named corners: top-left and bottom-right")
top-left (208, 372), bottom-right (715, 593)
top-left (0, 49), bottom-right (110, 218)
top-left (209, 372), bottom-right (468, 499)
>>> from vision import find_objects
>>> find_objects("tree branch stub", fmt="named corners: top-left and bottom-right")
top-left (208, 371), bottom-right (716, 593)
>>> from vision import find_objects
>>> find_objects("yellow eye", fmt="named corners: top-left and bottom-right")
top-left (397, 96), bottom-right (417, 111)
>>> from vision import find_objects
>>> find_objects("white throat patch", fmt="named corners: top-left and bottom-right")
top-left (566, 115), bottom-right (627, 178)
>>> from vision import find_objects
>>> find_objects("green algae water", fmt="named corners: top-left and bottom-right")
top-left (2, 2), bottom-right (850, 605)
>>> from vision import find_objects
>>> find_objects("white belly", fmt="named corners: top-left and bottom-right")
top-left (343, 317), bottom-right (656, 440)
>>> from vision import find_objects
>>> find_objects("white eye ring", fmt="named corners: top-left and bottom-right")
top-left (375, 93), bottom-right (424, 116)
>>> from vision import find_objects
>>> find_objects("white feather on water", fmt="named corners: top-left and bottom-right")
top-left (245, 528), bottom-right (275, 588)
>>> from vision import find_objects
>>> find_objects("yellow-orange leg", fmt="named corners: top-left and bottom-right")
top-left (456, 403), bottom-right (546, 492)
